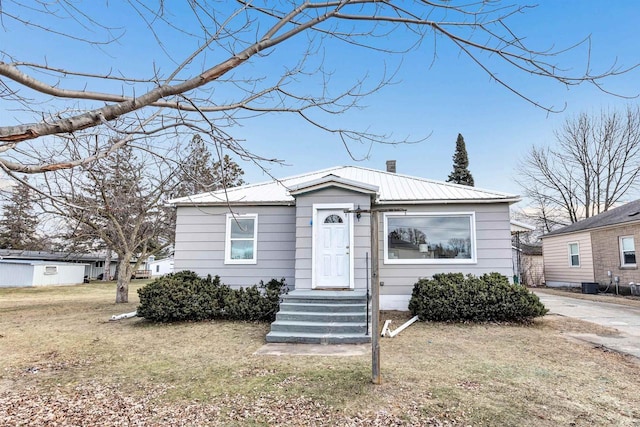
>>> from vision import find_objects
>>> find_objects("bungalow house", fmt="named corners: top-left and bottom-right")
top-left (171, 164), bottom-right (519, 343)
top-left (541, 200), bottom-right (640, 290)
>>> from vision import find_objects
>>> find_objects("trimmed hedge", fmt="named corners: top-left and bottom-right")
top-left (137, 271), bottom-right (288, 322)
top-left (408, 272), bottom-right (547, 323)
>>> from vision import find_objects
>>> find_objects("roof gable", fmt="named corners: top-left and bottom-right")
top-left (169, 166), bottom-right (519, 206)
top-left (543, 200), bottom-right (640, 237)
top-left (289, 174), bottom-right (379, 197)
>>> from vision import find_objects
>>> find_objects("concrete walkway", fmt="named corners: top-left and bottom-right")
top-left (534, 290), bottom-right (640, 359)
top-left (255, 342), bottom-right (369, 356)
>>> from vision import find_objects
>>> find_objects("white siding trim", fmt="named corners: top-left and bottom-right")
top-left (380, 294), bottom-right (411, 311)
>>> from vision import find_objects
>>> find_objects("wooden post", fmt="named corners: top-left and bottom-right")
top-left (371, 210), bottom-right (381, 384)
top-left (344, 206), bottom-right (404, 385)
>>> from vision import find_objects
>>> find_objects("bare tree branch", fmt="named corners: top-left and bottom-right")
top-left (0, 1), bottom-right (637, 173)
top-left (518, 105), bottom-right (640, 229)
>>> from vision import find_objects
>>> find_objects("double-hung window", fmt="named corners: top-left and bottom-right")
top-left (568, 243), bottom-right (580, 267)
top-left (384, 212), bottom-right (476, 264)
top-left (619, 236), bottom-right (636, 267)
top-left (225, 213), bottom-right (258, 264)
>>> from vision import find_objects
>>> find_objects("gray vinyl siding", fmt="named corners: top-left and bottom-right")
top-left (174, 198), bottom-right (514, 297)
top-left (378, 203), bottom-right (513, 297)
top-left (293, 188), bottom-right (373, 290)
top-left (174, 205), bottom-right (296, 288)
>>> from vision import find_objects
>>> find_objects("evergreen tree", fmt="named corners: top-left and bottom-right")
top-left (447, 133), bottom-right (475, 186)
top-left (175, 134), bottom-right (245, 197)
top-left (0, 177), bottom-right (40, 249)
top-left (212, 154), bottom-right (245, 190)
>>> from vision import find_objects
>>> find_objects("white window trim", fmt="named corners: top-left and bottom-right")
top-left (383, 212), bottom-right (477, 265)
top-left (568, 242), bottom-right (580, 267)
top-left (619, 235), bottom-right (636, 267)
top-left (224, 213), bottom-right (258, 265)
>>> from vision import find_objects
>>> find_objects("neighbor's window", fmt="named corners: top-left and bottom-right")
top-left (44, 265), bottom-right (58, 275)
top-left (619, 236), bottom-right (636, 267)
top-left (225, 214), bottom-right (258, 264)
top-left (568, 243), bottom-right (580, 267)
top-left (384, 213), bottom-right (476, 264)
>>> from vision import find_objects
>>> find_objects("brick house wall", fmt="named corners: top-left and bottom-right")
top-left (590, 224), bottom-right (640, 286)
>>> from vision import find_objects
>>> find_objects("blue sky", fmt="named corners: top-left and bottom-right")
top-left (235, 1), bottom-right (639, 201)
top-left (2, 1), bottom-right (639, 204)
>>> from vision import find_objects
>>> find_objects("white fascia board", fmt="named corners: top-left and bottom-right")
top-left (376, 197), bottom-right (521, 205)
top-left (289, 180), bottom-right (379, 197)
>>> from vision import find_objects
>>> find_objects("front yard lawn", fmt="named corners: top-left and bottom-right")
top-left (1, 282), bottom-right (639, 426)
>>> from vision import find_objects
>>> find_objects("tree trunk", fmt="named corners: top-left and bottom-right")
top-left (103, 248), bottom-right (112, 281)
top-left (115, 254), bottom-right (134, 303)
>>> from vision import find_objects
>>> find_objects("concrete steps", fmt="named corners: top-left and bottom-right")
top-left (266, 290), bottom-right (371, 345)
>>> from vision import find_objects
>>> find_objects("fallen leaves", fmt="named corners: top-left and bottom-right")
top-left (0, 382), bottom-right (463, 426)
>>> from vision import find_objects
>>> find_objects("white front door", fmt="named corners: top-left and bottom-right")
top-left (314, 209), bottom-right (351, 288)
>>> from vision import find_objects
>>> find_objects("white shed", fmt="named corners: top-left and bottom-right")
top-left (0, 260), bottom-right (87, 288)
top-left (148, 257), bottom-right (174, 277)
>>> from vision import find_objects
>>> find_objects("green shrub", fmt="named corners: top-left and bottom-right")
top-left (408, 272), bottom-right (547, 323)
top-left (137, 272), bottom-right (288, 322)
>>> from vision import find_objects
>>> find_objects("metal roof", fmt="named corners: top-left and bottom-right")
top-left (0, 259), bottom-right (90, 266)
top-left (0, 249), bottom-right (108, 262)
top-left (510, 220), bottom-right (536, 234)
top-left (543, 199), bottom-right (640, 238)
top-left (169, 166), bottom-right (520, 206)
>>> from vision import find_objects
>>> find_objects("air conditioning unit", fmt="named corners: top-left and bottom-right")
top-left (581, 282), bottom-right (599, 294)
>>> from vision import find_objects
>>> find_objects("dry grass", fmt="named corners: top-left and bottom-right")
top-left (2, 282), bottom-right (640, 426)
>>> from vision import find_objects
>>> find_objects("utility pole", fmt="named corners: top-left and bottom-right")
top-left (346, 206), bottom-right (405, 385)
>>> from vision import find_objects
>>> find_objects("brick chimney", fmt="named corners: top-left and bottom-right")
top-left (386, 160), bottom-right (396, 173)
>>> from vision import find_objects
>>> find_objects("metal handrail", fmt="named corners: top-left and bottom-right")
top-left (365, 252), bottom-right (370, 336)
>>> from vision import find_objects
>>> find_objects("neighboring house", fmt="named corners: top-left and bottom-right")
top-left (148, 256), bottom-right (174, 277)
top-left (0, 249), bottom-right (115, 280)
top-left (541, 200), bottom-right (640, 288)
top-left (171, 164), bottom-right (520, 311)
top-left (0, 259), bottom-right (87, 287)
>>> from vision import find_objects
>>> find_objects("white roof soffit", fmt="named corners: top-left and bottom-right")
top-left (510, 219), bottom-right (536, 233)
